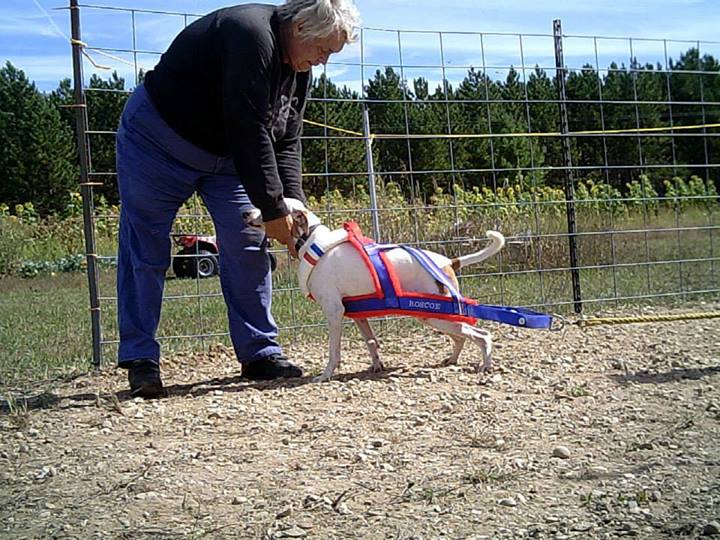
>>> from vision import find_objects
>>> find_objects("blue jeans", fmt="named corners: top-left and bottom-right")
top-left (116, 84), bottom-right (282, 366)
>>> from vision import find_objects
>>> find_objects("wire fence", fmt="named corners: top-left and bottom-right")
top-left (67, 1), bottom-right (720, 367)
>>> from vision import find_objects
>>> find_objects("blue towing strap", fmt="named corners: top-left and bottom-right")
top-left (398, 245), bottom-right (553, 328)
top-left (466, 304), bottom-right (554, 329)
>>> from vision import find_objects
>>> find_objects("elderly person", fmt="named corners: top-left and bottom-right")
top-left (116, 0), bottom-right (360, 398)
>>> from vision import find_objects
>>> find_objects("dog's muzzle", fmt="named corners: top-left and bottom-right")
top-left (294, 224), bottom-right (320, 254)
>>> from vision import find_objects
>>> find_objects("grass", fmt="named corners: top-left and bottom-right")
top-left (1, 206), bottom-right (718, 387)
top-left (1, 272), bottom-right (97, 385)
top-left (0, 269), bottom-right (331, 386)
top-left (2, 391), bottom-right (30, 429)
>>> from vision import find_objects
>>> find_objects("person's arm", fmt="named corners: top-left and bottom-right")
top-left (218, 18), bottom-right (288, 221)
top-left (274, 71), bottom-right (312, 203)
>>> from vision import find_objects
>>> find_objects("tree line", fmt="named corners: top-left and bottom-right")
top-left (1, 46), bottom-right (718, 216)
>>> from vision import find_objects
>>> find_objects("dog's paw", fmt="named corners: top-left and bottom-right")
top-left (369, 361), bottom-right (385, 374)
top-left (440, 356), bottom-right (459, 367)
top-left (313, 375), bottom-right (331, 383)
top-left (475, 362), bottom-right (494, 374)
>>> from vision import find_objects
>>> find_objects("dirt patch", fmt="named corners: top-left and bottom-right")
top-left (2, 306), bottom-right (720, 539)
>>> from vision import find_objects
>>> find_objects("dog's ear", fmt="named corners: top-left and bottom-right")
top-left (290, 211), bottom-right (309, 239)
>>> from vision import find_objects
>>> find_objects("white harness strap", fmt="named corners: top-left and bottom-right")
top-left (297, 226), bottom-right (349, 295)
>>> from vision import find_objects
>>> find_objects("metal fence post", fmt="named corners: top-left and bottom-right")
top-left (70, 0), bottom-right (103, 367)
top-left (363, 103), bottom-right (382, 241)
top-left (553, 19), bottom-right (583, 314)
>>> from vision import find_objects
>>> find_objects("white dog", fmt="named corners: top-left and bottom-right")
top-left (248, 199), bottom-right (505, 382)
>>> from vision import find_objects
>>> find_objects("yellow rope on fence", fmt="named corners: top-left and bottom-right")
top-left (302, 119), bottom-right (365, 137)
top-left (576, 311), bottom-right (720, 328)
top-left (303, 118), bottom-right (720, 141)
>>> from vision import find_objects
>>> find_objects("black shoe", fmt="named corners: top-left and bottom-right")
top-left (126, 359), bottom-right (165, 399)
top-left (241, 354), bottom-right (302, 380)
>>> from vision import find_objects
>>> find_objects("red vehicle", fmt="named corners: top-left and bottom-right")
top-left (171, 234), bottom-right (277, 279)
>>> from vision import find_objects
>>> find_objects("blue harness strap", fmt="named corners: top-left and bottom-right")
top-left (365, 242), bottom-right (400, 308)
top-left (342, 234), bottom-right (554, 329)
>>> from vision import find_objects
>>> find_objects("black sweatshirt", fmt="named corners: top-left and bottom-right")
top-left (145, 4), bottom-right (311, 221)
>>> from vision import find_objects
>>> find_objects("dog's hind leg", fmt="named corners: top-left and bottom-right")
top-left (468, 326), bottom-right (493, 372)
top-left (423, 318), bottom-right (492, 371)
top-left (354, 318), bottom-right (384, 373)
top-left (421, 319), bottom-right (466, 366)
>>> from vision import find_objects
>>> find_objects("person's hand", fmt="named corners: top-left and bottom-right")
top-left (264, 214), bottom-right (298, 258)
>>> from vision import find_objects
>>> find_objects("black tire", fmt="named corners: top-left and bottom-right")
top-left (173, 248), bottom-right (219, 279)
top-left (172, 248), bottom-right (194, 278)
top-left (192, 250), bottom-right (219, 279)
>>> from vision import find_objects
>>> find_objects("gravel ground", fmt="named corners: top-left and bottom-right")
top-left (1, 305), bottom-right (720, 539)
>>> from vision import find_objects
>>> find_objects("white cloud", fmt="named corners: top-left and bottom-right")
top-left (5, 53), bottom-right (140, 92)
top-left (4, 55), bottom-right (73, 87)
top-left (0, 17), bottom-right (59, 39)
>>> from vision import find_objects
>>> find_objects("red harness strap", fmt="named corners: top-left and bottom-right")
top-left (342, 221), bottom-right (384, 302)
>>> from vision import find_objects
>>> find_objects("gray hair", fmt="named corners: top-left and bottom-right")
top-left (278, 0), bottom-right (361, 43)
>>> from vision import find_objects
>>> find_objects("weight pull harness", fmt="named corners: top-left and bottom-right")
top-left (297, 221), bottom-right (553, 329)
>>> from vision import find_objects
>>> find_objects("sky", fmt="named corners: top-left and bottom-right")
top-left (2, 0), bottom-right (720, 92)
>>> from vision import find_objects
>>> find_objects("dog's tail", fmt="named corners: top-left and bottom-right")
top-left (451, 231), bottom-right (505, 271)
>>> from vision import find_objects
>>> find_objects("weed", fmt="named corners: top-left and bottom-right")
top-left (3, 393), bottom-right (30, 430)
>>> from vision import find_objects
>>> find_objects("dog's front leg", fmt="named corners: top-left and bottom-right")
top-left (354, 318), bottom-right (384, 373)
top-left (444, 334), bottom-right (465, 366)
top-left (315, 297), bottom-right (346, 383)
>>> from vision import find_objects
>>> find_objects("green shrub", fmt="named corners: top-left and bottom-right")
top-left (626, 176), bottom-right (660, 213)
top-left (1, 178), bottom-right (717, 278)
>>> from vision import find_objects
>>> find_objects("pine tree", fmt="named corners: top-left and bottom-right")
top-left (566, 65), bottom-right (605, 181)
top-left (86, 72), bottom-right (130, 204)
top-left (527, 67), bottom-right (561, 185)
top-left (450, 68), bottom-right (494, 189)
top-left (49, 71), bottom-right (130, 205)
top-left (0, 62), bottom-right (78, 215)
top-left (633, 61), bottom-right (671, 183)
top-left (366, 67), bottom-right (413, 190)
top-left (304, 73), bottom-right (365, 197)
top-left (670, 48), bottom-right (720, 184)
top-left (495, 67), bottom-right (542, 182)
top-left (408, 76), bottom-right (453, 195)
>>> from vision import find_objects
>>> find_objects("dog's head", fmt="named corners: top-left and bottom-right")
top-left (243, 198), bottom-right (321, 256)
top-left (283, 198), bottom-right (311, 241)
top-left (285, 198), bottom-right (323, 253)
